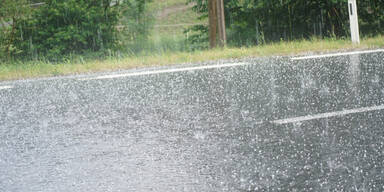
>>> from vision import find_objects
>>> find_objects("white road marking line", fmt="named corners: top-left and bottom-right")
top-left (291, 49), bottom-right (384, 61)
top-left (0, 86), bottom-right (12, 90)
top-left (272, 105), bottom-right (384, 125)
top-left (79, 62), bottom-right (249, 80)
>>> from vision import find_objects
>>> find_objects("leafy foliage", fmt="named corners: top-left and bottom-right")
top-left (12, 0), bottom-right (120, 59)
top-left (0, 0), bottom-right (153, 60)
top-left (184, 24), bottom-right (209, 51)
top-left (117, 0), bottom-right (154, 53)
top-left (0, 0), bottom-right (32, 59)
top-left (189, 0), bottom-right (384, 46)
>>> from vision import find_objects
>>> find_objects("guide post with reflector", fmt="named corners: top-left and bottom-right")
top-left (348, 0), bottom-right (360, 44)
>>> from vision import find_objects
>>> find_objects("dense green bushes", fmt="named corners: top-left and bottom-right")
top-left (188, 0), bottom-right (384, 46)
top-left (0, 0), bottom-right (152, 61)
top-left (15, 0), bottom-right (120, 59)
top-left (0, 0), bottom-right (32, 59)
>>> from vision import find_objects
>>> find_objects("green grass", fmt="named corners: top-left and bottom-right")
top-left (1, 36), bottom-right (384, 81)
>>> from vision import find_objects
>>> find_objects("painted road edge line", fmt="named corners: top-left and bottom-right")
top-left (273, 104), bottom-right (384, 125)
top-left (0, 85), bottom-right (13, 90)
top-left (291, 49), bottom-right (384, 61)
top-left (79, 62), bottom-right (249, 80)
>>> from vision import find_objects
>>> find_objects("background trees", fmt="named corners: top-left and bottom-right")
top-left (0, 0), bottom-right (152, 60)
top-left (14, 0), bottom-right (120, 59)
top-left (189, 0), bottom-right (384, 46)
top-left (1, 0), bottom-right (384, 61)
top-left (117, 0), bottom-right (153, 53)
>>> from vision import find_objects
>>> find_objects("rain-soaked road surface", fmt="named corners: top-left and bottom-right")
top-left (1, 50), bottom-right (384, 191)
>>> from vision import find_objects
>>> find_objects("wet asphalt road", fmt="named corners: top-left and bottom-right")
top-left (1, 51), bottom-right (384, 191)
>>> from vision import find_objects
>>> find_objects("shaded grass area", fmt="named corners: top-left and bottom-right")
top-left (1, 36), bottom-right (384, 81)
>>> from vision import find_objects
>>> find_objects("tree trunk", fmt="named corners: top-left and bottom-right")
top-left (217, 0), bottom-right (226, 47)
top-left (208, 0), bottom-right (217, 48)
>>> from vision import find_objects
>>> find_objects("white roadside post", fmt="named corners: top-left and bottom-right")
top-left (348, 0), bottom-right (360, 44)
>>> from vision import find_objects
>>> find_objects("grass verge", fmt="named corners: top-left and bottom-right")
top-left (1, 36), bottom-right (384, 81)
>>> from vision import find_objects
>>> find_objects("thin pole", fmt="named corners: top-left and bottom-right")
top-left (348, 0), bottom-right (360, 44)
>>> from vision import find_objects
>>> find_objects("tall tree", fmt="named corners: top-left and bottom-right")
top-left (208, 0), bottom-right (217, 48)
top-left (217, 0), bottom-right (226, 47)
